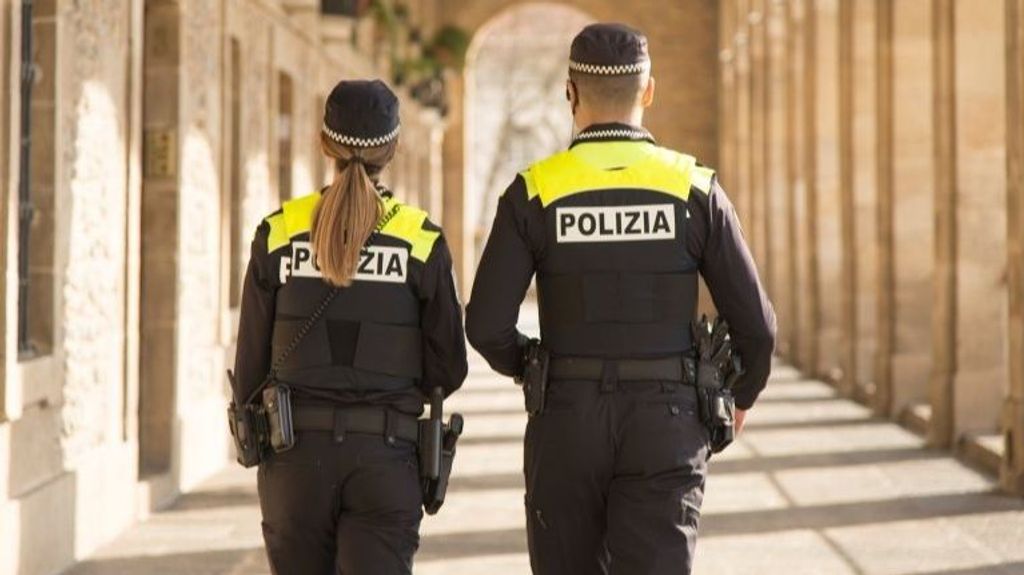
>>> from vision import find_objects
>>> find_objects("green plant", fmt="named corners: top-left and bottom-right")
top-left (428, 25), bottom-right (470, 70)
top-left (371, 0), bottom-right (398, 34)
top-left (393, 2), bottom-right (409, 22)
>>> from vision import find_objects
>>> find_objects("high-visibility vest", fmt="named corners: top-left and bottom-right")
top-left (264, 192), bottom-right (440, 391)
top-left (521, 141), bottom-right (715, 358)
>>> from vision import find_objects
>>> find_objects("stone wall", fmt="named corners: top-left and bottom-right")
top-left (0, 2), bottom-right (446, 573)
top-left (720, 0), bottom-right (1024, 495)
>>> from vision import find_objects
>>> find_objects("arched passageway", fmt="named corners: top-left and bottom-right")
top-left (463, 3), bottom-right (595, 263)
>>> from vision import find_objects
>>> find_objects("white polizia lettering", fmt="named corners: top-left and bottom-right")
top-left (279, 241), bottom-right (408, 284)
top-left (555, 204), bottom-right (676, 243)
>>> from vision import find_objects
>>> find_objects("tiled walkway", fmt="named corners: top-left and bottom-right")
top-left (68, 318), bottom-right (1024, 574)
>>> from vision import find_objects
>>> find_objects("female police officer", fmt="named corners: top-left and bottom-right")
top-left (231, 79), bottom-right (467, 574)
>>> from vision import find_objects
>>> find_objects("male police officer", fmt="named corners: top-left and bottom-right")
top-left (465, 23), bottom-right (777, 574)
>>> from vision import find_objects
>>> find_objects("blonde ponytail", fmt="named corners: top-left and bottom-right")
top-left (311, 133), bottom-right (397, 286)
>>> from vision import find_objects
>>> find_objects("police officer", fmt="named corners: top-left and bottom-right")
top-left (232, 80), bottom-right (467, 574)
top-left (466, 24), bottom-right (777, 574)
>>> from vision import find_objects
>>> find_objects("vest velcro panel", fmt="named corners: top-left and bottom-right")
top-left (537, 272), bottom-right (698, 357)
top-left (272, 318), bottom-right (423, 380)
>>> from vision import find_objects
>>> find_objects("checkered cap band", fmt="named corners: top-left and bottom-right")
top-left (322, 123), bottom-right (401, 148)
top-left (574, 128), bottom-right (654, 142)
top-left (568, 59), bottom-right (651, 76)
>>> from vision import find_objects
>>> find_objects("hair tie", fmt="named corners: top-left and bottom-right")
top-left (349, 156), bottom-right (365, 166)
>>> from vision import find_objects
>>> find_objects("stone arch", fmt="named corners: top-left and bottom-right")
top-left (463, 3), bottom-right (595, 264)
top-left (437, 0), bottom-right (719, 285)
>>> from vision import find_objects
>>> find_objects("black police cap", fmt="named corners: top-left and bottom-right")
top-left (322, 79), bottom-right (400, 148)
top-left (569, 23), bottom-right (651, 76)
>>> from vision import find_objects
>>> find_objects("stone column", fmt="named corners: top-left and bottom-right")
top-left (851, 0), bottom-right (879, 402)
top-left (928, 0), bottom-right (957, 449)
top-left (784, 0), bottom-right (802, 361)
top-left (734, 1), bottom-right (755, 235)
top-left (946, 0), bottom-right (1008, 444)
top-left (813, 0), bottom-right (843, 382)
top-left (889, 0), bottom-right (934, 419)
top-left (139, 0), bottom-right (182, 475)
top-left (837, 0), bottom-right (857, 396)
top-left (1003, 0), bottom-right (1024, 496)
top-left (749, 0), bottom-right (769, 271)
top-left (719, 2), bottom-right (738, 196)
top-left (441, 69), bottom-right (468, 294)
top-left (874, 0), bottom-right (896, 416)
top-left (794, 0), bottom-right (821, 373)
top-left (766, 0), bottom-right (793, 356)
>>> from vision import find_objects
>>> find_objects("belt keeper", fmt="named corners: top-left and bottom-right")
top-left (384, 410), bottom-right (398, 447)
top-left (333, 410), bottom-right (347, 443)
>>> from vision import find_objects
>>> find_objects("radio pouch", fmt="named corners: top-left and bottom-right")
top-left (263, 384), bottom-right (296, 453)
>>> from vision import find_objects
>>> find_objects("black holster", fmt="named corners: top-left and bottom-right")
top-left (228, 401), bottom-right (269, 468)
top-left (422, 414), bottom-right (464, 515)
top-left (518, 341), bottom-right (550, 417)
top-left (685, 356), bottom-right (737, 454)
top-left (227, 368), bottom-right (294, 467)
top-left (420, 388), bottom-right (464, 515)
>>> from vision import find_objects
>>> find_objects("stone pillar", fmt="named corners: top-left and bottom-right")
top-left (784, 0), bottom-right (803, 361)
top-left (794, 0), bottom-right (821, 373)
top-left (749, 0), bottom-right (769, 271)
top-left (947, 0), bottom-right (1008, 442)
top-left (928, 0), bottom-right (957, 447)
top-left (720, 1), bottom-right (738, 196)
top-left (441, 69), bottom-right (468, 294)
top-left (889, 0), bottom-right (934, 418)
top-left (766, 0), bottom-right (793, 356)
top-left (812, 0), bottom-right (843, 382)
top-left (721, 1), bottom-right (736, 175)
top-left (929, 0), bottom-right (957, 449)
top-left (139, 0), bottom-right (181, 476)
top-left (0, 0), bottom-right (10, 421)
top-left (1003, 0), bottom-right (1024, 496)
top-left (874, 0), bottom-right (896, 416)
top-left (837, 0), bottom-right (857, 396)
top-left (734, 0), bottom-right (755, 235)
top-left (851, 0), bottom-right (879, 401)
top-left (427, 112), bottom-right (445, 220)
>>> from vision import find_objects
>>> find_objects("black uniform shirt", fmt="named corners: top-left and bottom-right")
top-left (466, 124), bottom-right (777, 410)
top-left (233, 190), bottom-right (468, 415)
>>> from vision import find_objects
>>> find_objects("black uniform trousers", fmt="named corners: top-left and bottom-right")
top-left (257, 431), bottom-right (423, 575)
top-left (524, 377), bottom-right (710, 575)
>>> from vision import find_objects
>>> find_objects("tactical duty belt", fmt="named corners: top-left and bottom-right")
top-left (548, 356), bottom-right (686, 382)
top-left (292, 405), bottom-right (421, 444)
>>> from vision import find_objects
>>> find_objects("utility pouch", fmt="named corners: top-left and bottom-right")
top-left (518, 341), bottom-right (550, 417)
top-left (423, 413), bottom-right (464, 515)
top-left (227, 399), bottom-right (268, 468)
top-left (708, 389), bottom-right (736, 454)
top-left (262, 384), bottom-right (296, 453)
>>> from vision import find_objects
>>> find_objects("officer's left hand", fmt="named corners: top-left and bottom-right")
top-left (734, 409), bottom-right (747, 436)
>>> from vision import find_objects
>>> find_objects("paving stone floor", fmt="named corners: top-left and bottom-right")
top-left (67, 313), bottom-right (1024, 575)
